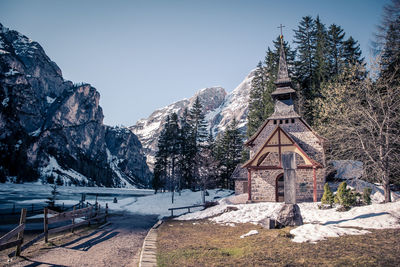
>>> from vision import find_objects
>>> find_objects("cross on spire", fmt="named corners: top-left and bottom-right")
top-left (278, 24), bottom-right (285, 38)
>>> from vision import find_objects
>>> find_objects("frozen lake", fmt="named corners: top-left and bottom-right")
top-left (0, 183), bottom-right (154, 213)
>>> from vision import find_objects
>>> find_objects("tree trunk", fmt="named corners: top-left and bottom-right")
top-left (383, 173), bottom-right (392, 203)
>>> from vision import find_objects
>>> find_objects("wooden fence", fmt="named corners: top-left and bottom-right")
top-left (0, 208), bottom-right (26, 256)
top-left (0, 203), bottom-right (108, 258)
top-left (44, 203), bottom-right (108, 242)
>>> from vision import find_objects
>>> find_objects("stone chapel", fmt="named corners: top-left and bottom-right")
top-left (239, 34), bottom-right (326, 203)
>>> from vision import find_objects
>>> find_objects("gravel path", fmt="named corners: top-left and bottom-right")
top-left (12, 213), bottom-right (158, 267)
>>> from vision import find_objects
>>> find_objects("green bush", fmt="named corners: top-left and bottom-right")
top-left (334, 181), bottom-right (356, 208)
top-left (321, 183), bottom-right (334, 207)
top-left (363, 187), bottom-right (372, 205)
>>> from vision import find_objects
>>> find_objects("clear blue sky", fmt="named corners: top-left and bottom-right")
top-left (0, 0), bottom-right (388, 126)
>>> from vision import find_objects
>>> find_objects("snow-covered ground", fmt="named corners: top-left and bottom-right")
top-left (177, 191), bottom-right (400, 243)
top-left (0, 183), bottom-right (233, 219)
top-left (101, 189), bottom-right (233, 218)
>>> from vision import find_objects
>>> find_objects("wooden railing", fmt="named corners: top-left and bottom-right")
top-left (44, 204), bottom-right (108, 242)
top-left (1, 203), bottom-right (108, 258)
top-left (168, 204), bottom-right (204, 217)
top-left (0, 208), bottom-right (27, 256)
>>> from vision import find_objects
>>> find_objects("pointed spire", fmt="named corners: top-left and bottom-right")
top-left (268, 29), bottom-right (299, 120)
top-left (275, 35), bottom-right (291, 85)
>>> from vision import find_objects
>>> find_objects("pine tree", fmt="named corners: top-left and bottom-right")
top-left (178, 108), bottom-right (195, 190)
top-left (381, 17), bottom-right (400, 80)
top-left (374, 0), bottom-right (400, 80)
top-left (46, 184), bottom-right (59, 208)
top-left (188, 97), bottom-right (208, 189)
top-left (247, 61), bottom-right (269, 137)
top-left (327, 24), bottom-right (345, 77)
top-left (215, 119), bottom-right (243, 189)
top-left (321, 183), bottom-right (334, 207)
top-left (189, 97), bottom-right (208, 147)
top-left (314, 16), bottom-right (329, 92)
top-left (153, 116), bottom-right (170, 192)
top-left (294, 17), bottom-right (316, 97)
top-left (343, 36), bottom-right (364, 66)
top-left (195, 131), bottom-right (219, 203)
top-left (166, 113), bottom-right (181, 202)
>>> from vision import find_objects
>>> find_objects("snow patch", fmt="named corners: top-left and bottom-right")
top-left (240, 230), bottom-right (258, 238)
top-left (290, 224), bottom-right (370, 243)
top-left (15, 140), bottom-right (22, 149)
top-left (4, 68), bottom-right (19, 76)
top-left (46, 96), bottom-right (56, 104)
top-left (106, 148), bottom-right (136, 189)
top-left (2, 97), bottom-right (9, 107)
top-left (40, 156), bottom-right (89, 185)
top-left (29, 128), bottom-right (41, 137)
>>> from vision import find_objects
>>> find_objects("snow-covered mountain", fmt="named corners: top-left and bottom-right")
top-left (130, 71), bottom-right (254, 169)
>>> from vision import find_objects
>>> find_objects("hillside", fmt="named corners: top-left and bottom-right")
top-left (0, 23), bottom-right (151, 187)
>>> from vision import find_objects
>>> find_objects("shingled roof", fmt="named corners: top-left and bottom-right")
top-left (230, 165), bottom-right (247, 181)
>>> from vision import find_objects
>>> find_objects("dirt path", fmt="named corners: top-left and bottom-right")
top-left (10, 213), bottom-right (158, 267)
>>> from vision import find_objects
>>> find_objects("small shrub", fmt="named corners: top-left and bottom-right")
top-left (334, 181), bottom-right (356, 209)
top-left (46, 184), bottom-right (59, 208)
top-left (55, 175), bottom-right (64, 186)
top-left (321, 183), bottom-right (334, 207)
top-left (363, 187), bottom-right (372, 205)
top-left (46, 174), bottom-right (55, 184)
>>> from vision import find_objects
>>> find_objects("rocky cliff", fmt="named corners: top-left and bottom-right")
top-left (0, 23), bottom-right (151, 187)
top-left (130, 71), bottom-right (254, 169)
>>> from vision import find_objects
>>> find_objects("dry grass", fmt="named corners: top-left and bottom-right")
top-left (157, 220), bottom-right (400, 267)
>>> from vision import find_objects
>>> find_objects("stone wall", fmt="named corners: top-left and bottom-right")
top-left (250, 167), bottom-right (325, 202)
top-left (294, 168), bottom-right (325, 202)
top-left (251, 169), bottom-right (282, 201)
top-left (234, 180), bottom-right (248, 195)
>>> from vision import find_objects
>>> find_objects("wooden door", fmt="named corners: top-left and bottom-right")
top-left (276, 174), bottom-right (284, 202)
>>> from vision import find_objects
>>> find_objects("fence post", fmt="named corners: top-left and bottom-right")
top-left (13, 203), bottom-right (15, 214)
top-left (98, 204), bottom-right (101, 224)
top-left (71, 206), bottom-right (76, 233)
top-left (88, 206), bottom-right (92, 226)
top-left (31, 204), bottom-right (34, 213)
top-left (15, 208), bottom-right (27, 256)
top-left (44, 207), bottom-right (48, 243)
top-left (105, 203), bottom-right (108, 222)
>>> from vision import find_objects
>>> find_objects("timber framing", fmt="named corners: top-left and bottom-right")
top-left (242, 126), bottom-right (323, 169)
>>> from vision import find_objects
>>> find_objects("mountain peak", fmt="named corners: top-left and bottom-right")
top-left (130, 73), bottom-right (253, 169)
